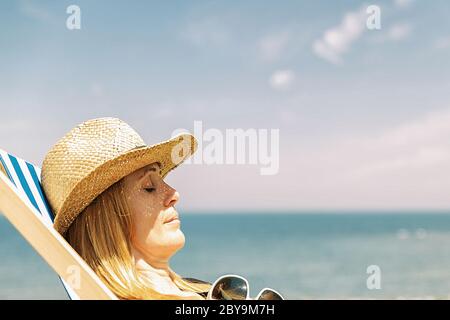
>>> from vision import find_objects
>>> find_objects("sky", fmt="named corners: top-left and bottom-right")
top-left (1, 0), bottom-right (450, 212)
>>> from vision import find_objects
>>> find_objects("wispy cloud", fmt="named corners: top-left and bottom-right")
top-left (19, 0), bottom-right (53, 23)
top-left (434, 36), bottom-right (450, 50)
top-left (349, 109), bottom-right (450, 177)
top-left (269, 69), bottom-right (295, 90)
top-left (288, 108), bottom-right (450, 209)
top-left (181, 18), bottom-right (231, 48)
top-left (368, 22), bottom-right (413, 45)
top-left (258, 31), bottom-right (291, 62)
top-left (386, 23), bottom-right (412, 41)
top-left (312, 7), bottom-right (367, 64)
top-left (393, 0), bottom-right (414, 9)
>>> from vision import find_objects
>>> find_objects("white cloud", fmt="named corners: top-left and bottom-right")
top-left (285, 108), bottom-right (450, 209)
top-left (19, 0), bottom-right (53, 23)
top-left (312, 8), bottom-right (367, 64)
top-left (258, 31), bottom-right (291, 62)
top-left (341, 109), bottom-right (450, 190)
top-left (369, 23), bottom-right (412, 44)
top-left (394, 0), bottom-right (414, 9)
top-left (387, 23), bottom-right (412, 41)
top-left (269, 70), bottom-right (295, 90)
top-left (348, 109), bottom-right (450, 173)
top-left (179, 108), bottom-right (450, 210)
top-left (353, 146), bottom-right (450, 178)
top-left (367, 109), bottom-right (450, 148)
top-left (182, 18), bottom-right (230, 48)
top-left (434, 36), bottom-right (450, 50)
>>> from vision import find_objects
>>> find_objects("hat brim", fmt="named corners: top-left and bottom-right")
top-left (54, 133), bottom-right (198, 235)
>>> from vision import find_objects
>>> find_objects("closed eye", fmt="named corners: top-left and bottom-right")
top-left (144, 187), bottom-right (156, 193)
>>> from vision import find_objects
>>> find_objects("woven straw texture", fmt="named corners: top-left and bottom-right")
top-left (41, 117), bottom-right (197, 235)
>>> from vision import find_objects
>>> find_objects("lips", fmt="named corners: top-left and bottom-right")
top-left (164, 213), bottom-right (179, 224)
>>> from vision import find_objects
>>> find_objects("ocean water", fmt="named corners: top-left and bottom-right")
top-left (1, 212), bottom-right (450, 299)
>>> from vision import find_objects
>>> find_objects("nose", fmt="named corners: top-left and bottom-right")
top-left (164, 185), bottom-right (180, 208)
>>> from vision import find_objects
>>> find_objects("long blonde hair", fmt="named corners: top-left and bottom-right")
top-left (65, 178), bottom-right (211, 300)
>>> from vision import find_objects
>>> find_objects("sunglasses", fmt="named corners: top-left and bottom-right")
top-left (206, 274), bottom-right (284, 300)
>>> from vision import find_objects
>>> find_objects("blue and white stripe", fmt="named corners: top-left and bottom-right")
top-left (0, 149), bottom-right (79, 300)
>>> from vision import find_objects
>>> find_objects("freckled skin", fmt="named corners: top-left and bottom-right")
top-left (122, 163), bottom-right (185, 262)
top-left (121, 163), bottom-right (202, 298)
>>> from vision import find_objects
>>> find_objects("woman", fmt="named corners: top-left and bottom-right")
top-left (41, 117), bottom-right (211, 299)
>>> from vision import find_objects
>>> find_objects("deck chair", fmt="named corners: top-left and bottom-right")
top-left (0, 149), bottom-right (117, 300)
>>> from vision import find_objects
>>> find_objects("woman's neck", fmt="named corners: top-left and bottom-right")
top-left (131, 247), bottom-right (203, 299)
top-left (131, 247), bottom-right (173, 282)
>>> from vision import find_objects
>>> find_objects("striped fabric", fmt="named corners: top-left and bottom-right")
top-left (0, 149), bottom-right (79, 300)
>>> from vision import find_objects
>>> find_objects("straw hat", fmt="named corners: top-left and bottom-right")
top-left (41, 117), bottom-right (198, 235)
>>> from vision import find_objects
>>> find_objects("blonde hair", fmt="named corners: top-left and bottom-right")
top-left (65, 178), bottom-right (211, 300)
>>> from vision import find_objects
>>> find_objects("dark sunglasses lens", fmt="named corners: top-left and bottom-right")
top-left (211, 277), bottom-right (248, 300)
top-left (258, 289), bottom-right (283, 300)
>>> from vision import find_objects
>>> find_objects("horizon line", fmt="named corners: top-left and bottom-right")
top-left (178, 209), bottom-right (450, 215)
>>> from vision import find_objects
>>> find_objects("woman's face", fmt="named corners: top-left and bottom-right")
top-left (122, 162), bottom-right (185, 260)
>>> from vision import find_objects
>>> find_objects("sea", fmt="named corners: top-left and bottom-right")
top-left (1, 212), bottom-right (450, 300)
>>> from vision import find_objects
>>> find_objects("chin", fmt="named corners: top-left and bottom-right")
top-left (169, 229), bottom-right (186, 251)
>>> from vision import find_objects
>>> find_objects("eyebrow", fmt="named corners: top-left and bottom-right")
top-left (139, 165), bottom-right (162, 182)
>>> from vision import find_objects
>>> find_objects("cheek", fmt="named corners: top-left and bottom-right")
top-left (132, 215), bottom-right (186, 253)
top-left (126, 187), bottom-right (184, 252)
top-left (131, 207), bottom-right (158, 248)
top-left (128, 188), bottom-right (158, 215)
top-left (140, 219), bottom-right (186, 249)
top-left (127, 192), bottom-right (159, 244)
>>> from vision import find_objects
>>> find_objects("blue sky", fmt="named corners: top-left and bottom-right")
top-left (1, 0), bottom-right (450, 211)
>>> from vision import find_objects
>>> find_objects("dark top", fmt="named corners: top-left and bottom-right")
top-left (182, 277), bottom-right (211, 298)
